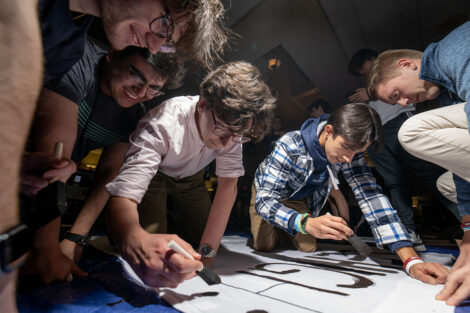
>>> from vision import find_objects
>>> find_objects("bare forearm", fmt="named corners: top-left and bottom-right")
top-left (200, 177), bottom-right (238, 251)
top-left (0, 0), bottom-right (42, 231)
top-left (70, 187), bottom-right (110, 235)
top-left (33, 89), bottom-right (78, 157)
top-left (106, 197), bottom-right (142, 247)
top-left (73, 143), bottom-right (128, 235)
top-left (32, 218), bottom-right (61, 251)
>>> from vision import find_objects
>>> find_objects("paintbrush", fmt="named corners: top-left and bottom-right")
top-left (327, 212), bottom-right (372, 257)
top-left (168, 240), bottom-right (221, 286)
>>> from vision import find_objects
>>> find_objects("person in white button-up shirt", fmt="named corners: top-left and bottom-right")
top-left (106, 61), bottom-right (276, 288)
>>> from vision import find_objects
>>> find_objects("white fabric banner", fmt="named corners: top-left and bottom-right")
top-left (123, 236), bottom-right (454, 313)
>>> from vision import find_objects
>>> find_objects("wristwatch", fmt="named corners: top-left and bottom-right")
top-left (0, 224), bottom-right (31, 275)
top-left (198, 244), bottom-right (217, 258)
top-left (64, 232), bottom-right (90, 247)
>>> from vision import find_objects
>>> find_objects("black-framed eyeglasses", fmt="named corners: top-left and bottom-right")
top-left (128, 66), bottom-right (165, 98)
top-left (149, 6), bottom-right (176, 53)
top-left (209, 104), bottom-right (251, 144)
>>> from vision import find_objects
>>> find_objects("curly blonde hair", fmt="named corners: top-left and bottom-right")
top-left (168, 0), bottom-right (233, 69)
top-left (200, 61), bottom-right (277, 142)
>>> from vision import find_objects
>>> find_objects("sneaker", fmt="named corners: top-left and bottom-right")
top-left (408, 229), bottom-right (427, 252)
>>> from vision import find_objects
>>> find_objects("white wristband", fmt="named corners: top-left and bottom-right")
top-left (405, 259), bottom-right (424, 275)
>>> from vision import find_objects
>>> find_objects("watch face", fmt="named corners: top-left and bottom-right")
top-left (201, 246), bottom-right (212, 255)
top-left (199, 244), bottom-right (216, 257)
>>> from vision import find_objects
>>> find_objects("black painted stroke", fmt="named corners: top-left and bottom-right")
top-left (237, 270), bottom-right (350, 296)
top-left (253, 263), bottom-right (374, 289)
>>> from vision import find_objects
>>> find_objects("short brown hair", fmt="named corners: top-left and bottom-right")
top-left (169, 0), bottom-right (233, 69)
top-left (366, 49), bottom-right (423, 100)
top-left (200, 61), bottom-right (277, 142)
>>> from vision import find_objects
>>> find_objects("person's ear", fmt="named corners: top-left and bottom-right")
top-left (397, 58), bottom-right (418, 71)
top-left (324, 124), bottom-right (333, 137)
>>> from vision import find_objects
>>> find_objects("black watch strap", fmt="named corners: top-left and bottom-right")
top-left (0, 224), bottom-right (32, 275)
top-left (64, 232), bottom-right (90, 247)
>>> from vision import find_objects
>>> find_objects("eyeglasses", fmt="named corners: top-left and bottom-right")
top-left (128, 66), bottom-right (165, 97)
top-left (149, 6), bottom-right (176, 53)
top-left (209, 104), bottom-right (251, 144)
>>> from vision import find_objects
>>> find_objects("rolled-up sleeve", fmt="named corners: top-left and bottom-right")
top-left (106, 120), bottom-right (169, 203)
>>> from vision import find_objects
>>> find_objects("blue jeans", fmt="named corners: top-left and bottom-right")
top-left (454, 174), bottom-right (470, 217)
top-left (367, 112), bottom-right (458, 230)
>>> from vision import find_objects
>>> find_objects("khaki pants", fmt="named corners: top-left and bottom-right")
top-left (437, 171), bottom-right (457, 204)
top-left (249, 185), bottom-right (317, 252)
top-left (138, 170), bottom-right (211, 247)
top-left (398, 102), bottom-right (470, 183)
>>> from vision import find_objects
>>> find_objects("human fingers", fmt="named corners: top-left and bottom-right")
top-left (411, 263), bottom-right (448, 285)
top-left (324, 218), bottom-right (353, 237)
top-left (43, 160), bottom-right (76, 182)
top-left (324, 214), bottom-right (349, 225)
top-left (70, 261), bottom-right (88, 278)
top-left (171, 236), bottom-right (201, 260)
top-left (310, 222), bottom-right (349, 240)
top-left (141, 272), bottom-right (182, 288)
top-left (165, 251), bottom-right (202, 275)
top-left (436, 265), bottom-right (470, 305)
top-left (349, 94), bottom-right (361, 103)
top-left (153, 257), bottom-right (196, 285)
top-left (20, 176), bottom-right (48, 195)
top-left (436, 277), bottom-right (460, 301)
top-left (444, 280), bottom-right (470, 306)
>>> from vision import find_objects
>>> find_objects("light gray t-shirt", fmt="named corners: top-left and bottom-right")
top-left (368, 100), bottom-right (415, 126)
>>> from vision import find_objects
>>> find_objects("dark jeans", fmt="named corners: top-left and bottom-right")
top-left (454, 174), bottom-right (470, 216)
top-left (367, 112), bottom-right (457, 230)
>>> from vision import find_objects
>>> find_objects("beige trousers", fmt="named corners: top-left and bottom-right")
top-left (398, 102), bottom-right (470, 183)
top-left (437, 171), bottom-right (458, 203)
top-left (249, 185), bottom-right (317, 252)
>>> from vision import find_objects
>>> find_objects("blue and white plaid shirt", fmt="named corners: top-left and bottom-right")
top-left (254, 130), bottom-right (410, 249)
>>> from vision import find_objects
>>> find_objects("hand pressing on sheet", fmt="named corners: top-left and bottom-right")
top-left (348, 88), bottom-right (369, 103)
top-left (396, 246), bottom-right (448, 285)
top-left (409, 262), bottom-right (448, 285)
top-left (121, 229), bottom-right (203, 288)
top-left (20, 219), bottom-right (87, 284)
top-left (20, 152), bottom-right (76, 195)
top-left (436, 229), bottom-right (470, 305)
top-left (305, 214), bottom-right (353, 241)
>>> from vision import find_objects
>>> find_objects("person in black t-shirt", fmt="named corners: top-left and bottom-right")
top-left (22, 41), bottom-right (185, 284)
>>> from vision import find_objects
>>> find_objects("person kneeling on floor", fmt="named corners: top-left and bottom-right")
top-left (250, 103), bottom-right (448, 285)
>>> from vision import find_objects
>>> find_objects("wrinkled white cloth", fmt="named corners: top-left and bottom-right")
top-left (106, 96), bottom-right (244, 203)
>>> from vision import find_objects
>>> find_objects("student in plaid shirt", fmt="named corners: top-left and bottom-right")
top-left (250, 103), bottom-right (448, 285)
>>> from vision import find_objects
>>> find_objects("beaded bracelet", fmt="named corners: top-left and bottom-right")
top-left (403, 256), bottom-right (424, 275)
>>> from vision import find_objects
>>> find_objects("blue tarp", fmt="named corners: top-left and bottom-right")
top-left (17, 255), bottom-right (179, 313)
